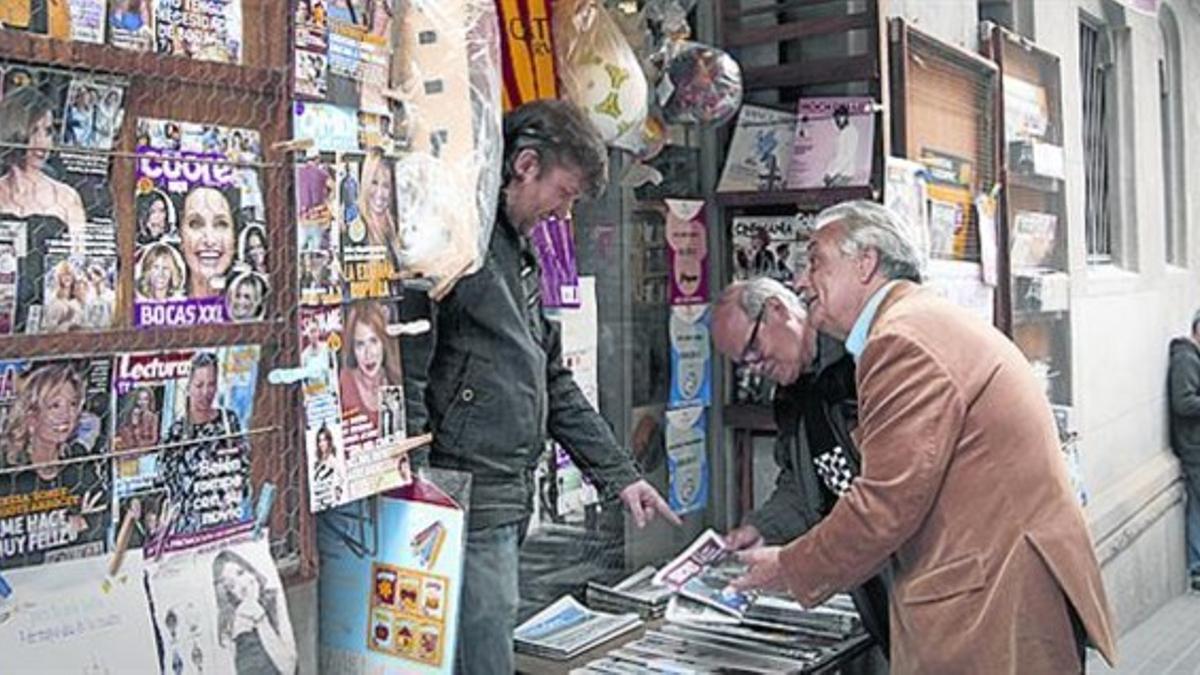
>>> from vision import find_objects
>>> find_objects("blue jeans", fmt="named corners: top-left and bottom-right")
top-left (1185, 469), bottom-right (1200, 577)
top-left (455, 521), bottom-right (525, 674)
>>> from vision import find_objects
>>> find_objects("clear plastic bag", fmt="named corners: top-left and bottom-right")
top-left (656, 39), bottom-right (743, 128)
top-left (553, 0), bottom-right (649, 151)
top-left (391, 0), bottom-right (503, 299)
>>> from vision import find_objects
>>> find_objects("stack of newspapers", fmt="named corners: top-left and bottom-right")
top-left (514, 595), bottom-right (643, 660)
top-left (585, 566), bottom-right (673, 620)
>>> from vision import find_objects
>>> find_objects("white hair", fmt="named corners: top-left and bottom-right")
top-left (814, 200), bottom-right (927, 282)
top-left (728, 277), bottom-right (805, 319)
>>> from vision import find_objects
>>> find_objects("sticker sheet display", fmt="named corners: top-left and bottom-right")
top-left (0, 356), bottom-right (113, 570)
top-left (668, 304), bottom-right (711, 409)
top-left (112, 346), bottom-right (260, 542)
top-left (133, 118), bottom-right (268, 328)
top-left (300, 301), bottom-right (409, 513)
top-left (147, 535), bottom-right (298, 675)
top-left (665, 406), bottom-right (708, 516)
top-left (664, 199), bottom-right (708, 305)
top-left (320, 476), bottom-right (466, 675)
top-left (0, 552), bottom-right (161, 672)
top-left (0, 64), bottom-right (127, 334)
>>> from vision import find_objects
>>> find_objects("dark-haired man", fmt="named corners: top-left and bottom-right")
top-left (416, 99), bottom-right (679, 674)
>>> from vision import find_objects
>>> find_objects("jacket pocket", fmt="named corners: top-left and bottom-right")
top-left (900, 553), bottom-right (986, 605)
top-left (437, 355), bottom-right (482, 449)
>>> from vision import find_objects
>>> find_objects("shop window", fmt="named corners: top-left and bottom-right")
top-left (1078, 17), bottom-right (1117, 265)
top-left (1159, 5), bottom-right (1187, 267)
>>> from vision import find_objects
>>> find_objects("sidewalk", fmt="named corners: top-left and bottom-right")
top-left (1087, 591), bottom-right (1200, 674)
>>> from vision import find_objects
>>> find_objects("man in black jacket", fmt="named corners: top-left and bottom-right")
top-left (713, 277), bottom-right (890, 659)
top-left (415, 100), bottom-right (679, 674)
top-left (1168, 309), bottom-right (1200, 591)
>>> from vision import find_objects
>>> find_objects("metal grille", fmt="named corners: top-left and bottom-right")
top-left (1079, 19), bottom-right (1113, 264)
top-left (0, 3), bottom-right (313, 581)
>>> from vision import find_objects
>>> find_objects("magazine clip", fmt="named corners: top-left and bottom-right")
top-left (102, 505), bottom-right (140, 593)
top-left (386, 319), bottom-right (432, 337)
top-left (253, 482), bottom-right (278, 540)
top-left (272, 138), bottom-right (315, 155)
top-left (267, 359), bottom-right (324, 386)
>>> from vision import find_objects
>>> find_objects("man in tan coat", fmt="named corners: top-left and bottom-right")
top-left (732, 200), bottom-right (1116, 672)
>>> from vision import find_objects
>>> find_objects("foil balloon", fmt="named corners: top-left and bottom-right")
top-left (658, 40), bottom-right (743, 128)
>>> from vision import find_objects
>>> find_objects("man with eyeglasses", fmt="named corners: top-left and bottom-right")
top-left (711, 276), bottom-right (891, 663)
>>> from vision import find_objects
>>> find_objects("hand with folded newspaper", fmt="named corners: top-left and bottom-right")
top-left (723, 523), bottom-right (764, 551)
top-left (730, 545), bottom-right (791, 595)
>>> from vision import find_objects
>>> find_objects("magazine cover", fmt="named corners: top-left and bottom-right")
top-left (111, 346), bottom-right (260, 544)
top-left (0, 356), bottom-right (113, 570)
top-left (324, 0), bottom-right (392, 115)
top-left (529, 215), bottom-right (579, 309)
top-left (147, 534), bottom-right (298, 675)
top-left (133, 118), bottom-right (268, 328)
top-left (300, 301), bottom-right (411, 513)
top-left (652, 529), bottom-right (754, 617)
top-left (730, 214), bottom-right (814, 285)
top-left (1010, 211), bottom-right (1058, 269)
top-left (338, 154), bottom-right (402, 301)
top-left (294, 0), bottom-right (331, 99)
top-left (788, 96), bottom-right (875, 189)
top-left (920, 150), bottom-right (974, 260)
top-left (716, 104), bottom-right (796, 193)
top-left (108, 0), bottom-right (155, 51)
top-left (0, 64), bottom-right (126, 230)
top-left (154, 0), bottom-right (243, 63)
top-left (296, 158), bottom-right (343, 306)
top-left (67, 0), bottom-right (108, 43)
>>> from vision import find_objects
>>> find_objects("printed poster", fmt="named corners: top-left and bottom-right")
top-left (665, 199), bottom-right (708, 306)
top-left (108, 0), bottom-right (155, 51)
top-left (0, 356), bottom-right (113, 570)
top-left (920, 150), bottom-right (974, 260)
top-left (0, 65), bottom-right (126, 334)
top-left (730, 214), bottom-right (814, 285)
top-left (154, 0), bottom-right (244, 64)
top-left (668, 304), bottom-right (711, 409)
top-left (0, 552), bottom-right (161, 672)
top-left (324, 0), bottom-right (392, 115)
top-left (300, 300), bottom-right (410, 513)
top-left (884, 156), bottom-right (931, 262)
top-left (717, 104), bottom-right (796, 192)
top-left (111, 346), bottom-right (260, 544)
top-left (320, 475), bottom-right (466, 675)
top-left (147, 535), bottom-right (298, 675)
top-left (133, 118), bottom-right (268, 328)
top-left (665, 406), bottom-right (708, 516)
top-left (789, 96), bottom-right (875, 189)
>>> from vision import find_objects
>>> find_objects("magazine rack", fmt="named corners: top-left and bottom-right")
top-left (0, 2), bottom-right (316, 579)
top-left (984, 22), bottom-right (1074, 406)
top-left (713, 0), bottom-right (890, 523)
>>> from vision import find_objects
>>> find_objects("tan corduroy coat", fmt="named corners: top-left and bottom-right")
top-left (780, 282), bottom-right (1117, 673)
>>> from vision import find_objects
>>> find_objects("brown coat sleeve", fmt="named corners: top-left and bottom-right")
top-left (778, 332), bottom-right (965, 606)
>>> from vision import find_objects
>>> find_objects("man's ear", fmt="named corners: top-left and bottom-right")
top-left (511, 148), bottom-right (540, 183)
top-left (855, 247), bottom-right (880, 283)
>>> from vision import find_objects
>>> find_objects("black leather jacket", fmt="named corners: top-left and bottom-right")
top-left (414, 215), bottom-right (640, 530)
top-left (745, 336), bottom-right (891, 656)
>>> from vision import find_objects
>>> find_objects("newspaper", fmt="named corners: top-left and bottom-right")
top-left (514, 595), bottom-right (642, 660)
top-left (652, 529), bottom-right (754, 617)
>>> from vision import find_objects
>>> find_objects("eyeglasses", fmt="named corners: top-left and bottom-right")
top-left (740, 305), bottom-right (767, 365)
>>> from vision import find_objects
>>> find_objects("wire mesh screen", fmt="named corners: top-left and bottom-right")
top-left (0, 2), bottom-right (313, 580)
top-left (903, 31), bottom-right (998, 264)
